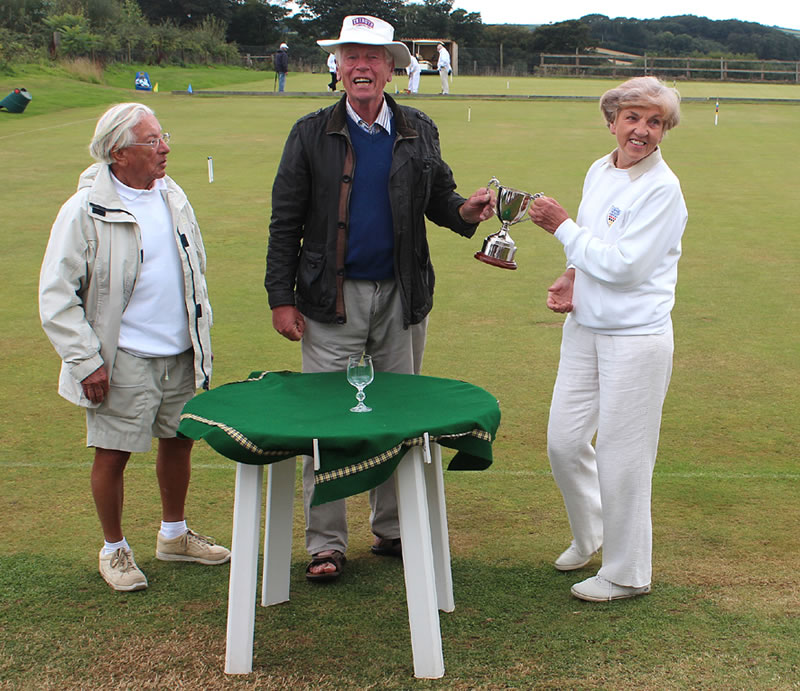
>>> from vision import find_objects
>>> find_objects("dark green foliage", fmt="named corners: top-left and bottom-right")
top-left (582, 13), bottom-right (800, 60)
top-left (227, 0), bottom-right (288, 48)
top-left (0, 3), bottom-right (798, 78)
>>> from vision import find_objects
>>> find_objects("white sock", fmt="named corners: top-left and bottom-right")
top-left (102, 537), bottom-right (130, 555)
top-left (160, 519), bottom-right (188, 540)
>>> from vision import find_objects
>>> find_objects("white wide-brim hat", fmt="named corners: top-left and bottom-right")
top-left (317, 15), bottom-right (411, 68)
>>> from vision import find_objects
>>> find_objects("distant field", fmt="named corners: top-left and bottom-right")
top-left (1, 68), bottom-right (798, 688)
top-left (2, 61), bottom-right (799, 118)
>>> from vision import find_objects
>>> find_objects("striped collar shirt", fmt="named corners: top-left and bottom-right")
top-left (346, 97), bottom-right (393, 135)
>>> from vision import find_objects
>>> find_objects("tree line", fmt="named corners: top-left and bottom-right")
top-left (2, 0), bottom-right (799, 74)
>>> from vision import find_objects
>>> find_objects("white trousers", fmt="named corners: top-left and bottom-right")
top-left (301, 279), bottom-right (427, 555)
top-left (438, 68), bottom-right (449, 94)
top-left (547, 316), bottom-right (673, 587)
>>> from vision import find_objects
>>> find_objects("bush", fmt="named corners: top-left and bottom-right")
top-left (0, 27), bottom-right (42, 72)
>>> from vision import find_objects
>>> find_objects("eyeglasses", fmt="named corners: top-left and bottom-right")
top-left (128, 133), bottom-right (171, 148)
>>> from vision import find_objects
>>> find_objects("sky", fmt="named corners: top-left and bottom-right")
top-left (450, 0), bottom-right (799, 30)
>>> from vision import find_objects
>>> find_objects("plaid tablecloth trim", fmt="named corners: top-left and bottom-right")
top-left (180, 413), bottom-right (297, 458)
top-left (314, 428), bottom-right (492, 486)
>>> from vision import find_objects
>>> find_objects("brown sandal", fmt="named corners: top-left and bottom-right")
top-left (305, 550), bottom-right (346, 582)
top-left (371, 537), bottom-right (402, 558)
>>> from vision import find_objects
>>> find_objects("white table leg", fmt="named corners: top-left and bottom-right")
top-left (225, 463), bottom-right (264, 675)
top-left (395, 446), bottom-right (445, 679)
top-left (423, 442), bottom-right (454, 612)
top-left (262, 457), bottom-right (296, 606)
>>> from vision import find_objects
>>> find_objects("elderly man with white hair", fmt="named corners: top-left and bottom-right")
top-left (39, 102), bottom-right (230, 592)
top-left (266, 15), bottom-right (495, 582)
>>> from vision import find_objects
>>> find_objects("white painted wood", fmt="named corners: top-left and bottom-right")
top-left (225, 463), bottom-right (264, 674)
top-left (262, 457), bottom-right (296, 606)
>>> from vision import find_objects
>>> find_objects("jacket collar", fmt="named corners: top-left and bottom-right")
top-left (80, 162), bottom-right (185, 220)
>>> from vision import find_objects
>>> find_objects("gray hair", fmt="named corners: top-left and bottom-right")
top-left (89, 103), bottom-right (154, 163)
top-left (599, 77), bottom-right (681, 132)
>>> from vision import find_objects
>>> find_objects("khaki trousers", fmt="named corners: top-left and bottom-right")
top-left (300, 279), bottom-right (427, 555)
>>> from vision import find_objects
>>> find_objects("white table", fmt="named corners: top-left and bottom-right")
top-left (224, 442), bottom-right (454, 679)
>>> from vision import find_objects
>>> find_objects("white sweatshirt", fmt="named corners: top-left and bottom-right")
top-left (554, 147), bottom-right (688, 335)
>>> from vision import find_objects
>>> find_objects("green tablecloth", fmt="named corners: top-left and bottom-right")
top-left (178, 370), bottom-right (501, 505)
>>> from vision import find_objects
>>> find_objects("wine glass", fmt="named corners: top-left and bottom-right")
top-left (347, 354), bottom-right (374, 413)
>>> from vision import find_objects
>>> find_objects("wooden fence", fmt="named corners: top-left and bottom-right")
top-left (537, 53), bottom-right (800, 83)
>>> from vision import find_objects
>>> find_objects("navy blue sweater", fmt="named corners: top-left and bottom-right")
top-left (345, 118), bottom-right (396, 280)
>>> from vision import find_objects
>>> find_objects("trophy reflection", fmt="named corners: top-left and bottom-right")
top-left (475, 176), bottom-right (543, 270)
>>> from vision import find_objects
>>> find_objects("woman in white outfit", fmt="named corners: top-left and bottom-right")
top-left (528, 76), bottom-right (687, 602)
top-left (406, 54), bottom-right (421, 93)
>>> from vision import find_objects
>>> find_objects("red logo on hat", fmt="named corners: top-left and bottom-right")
top-left (352, 17), bottom-right (375, 28)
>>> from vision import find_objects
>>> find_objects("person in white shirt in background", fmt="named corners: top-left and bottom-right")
top-left (327, 52), bottom-right (338, 91)
top-left (406, 54), bottom-right (421, 93)
top-left (39, 102), bottom-right (230, 592)
top-left (436, 42), bottom-right (451, 94)
top-left (528, 76), bottom-right (687, 603)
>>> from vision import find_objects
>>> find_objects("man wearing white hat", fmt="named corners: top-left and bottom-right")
top-left (266, 15), bottom-right (495, 582)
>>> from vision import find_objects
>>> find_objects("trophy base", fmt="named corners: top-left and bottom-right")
top-left (474, 251), bottom-right (517, 270)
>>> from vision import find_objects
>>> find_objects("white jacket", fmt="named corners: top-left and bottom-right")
top-left (437, 47), bottom-right (451, 71)
top-left (39, 163), bottom-right (213, 407)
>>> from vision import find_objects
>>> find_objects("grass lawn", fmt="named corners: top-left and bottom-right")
top-left (1, 65), bottom-right (798, 689)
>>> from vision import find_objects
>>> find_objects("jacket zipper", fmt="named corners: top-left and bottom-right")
top-left (178, 231), bottom-right (210, 390)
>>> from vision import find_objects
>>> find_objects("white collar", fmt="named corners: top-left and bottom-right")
top-left (605, 147), bottom-right (663, 181)
top-left (111, 171), bottom-right (166, 200)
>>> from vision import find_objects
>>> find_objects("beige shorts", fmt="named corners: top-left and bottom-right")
top-left (86, 349), bottom-right (195, 453)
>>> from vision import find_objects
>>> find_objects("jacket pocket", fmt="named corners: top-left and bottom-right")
top-left (296, 246), bottom-right (331, 310)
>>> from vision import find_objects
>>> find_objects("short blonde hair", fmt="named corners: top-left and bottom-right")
top-left (600, 76), bottom-right (681, 131)
top-left (89, 103), bottom-right (154, 163)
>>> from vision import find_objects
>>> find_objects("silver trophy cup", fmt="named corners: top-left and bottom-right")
top-left (475, 177), bottom-right (543, 270)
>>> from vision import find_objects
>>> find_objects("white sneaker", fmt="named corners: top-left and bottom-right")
top-left (571, 575), bottom-right (651, 602)
top-left (554, 543), bottom-right (598, 571)
top-left (98, 548), bottom-right (148, 591)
